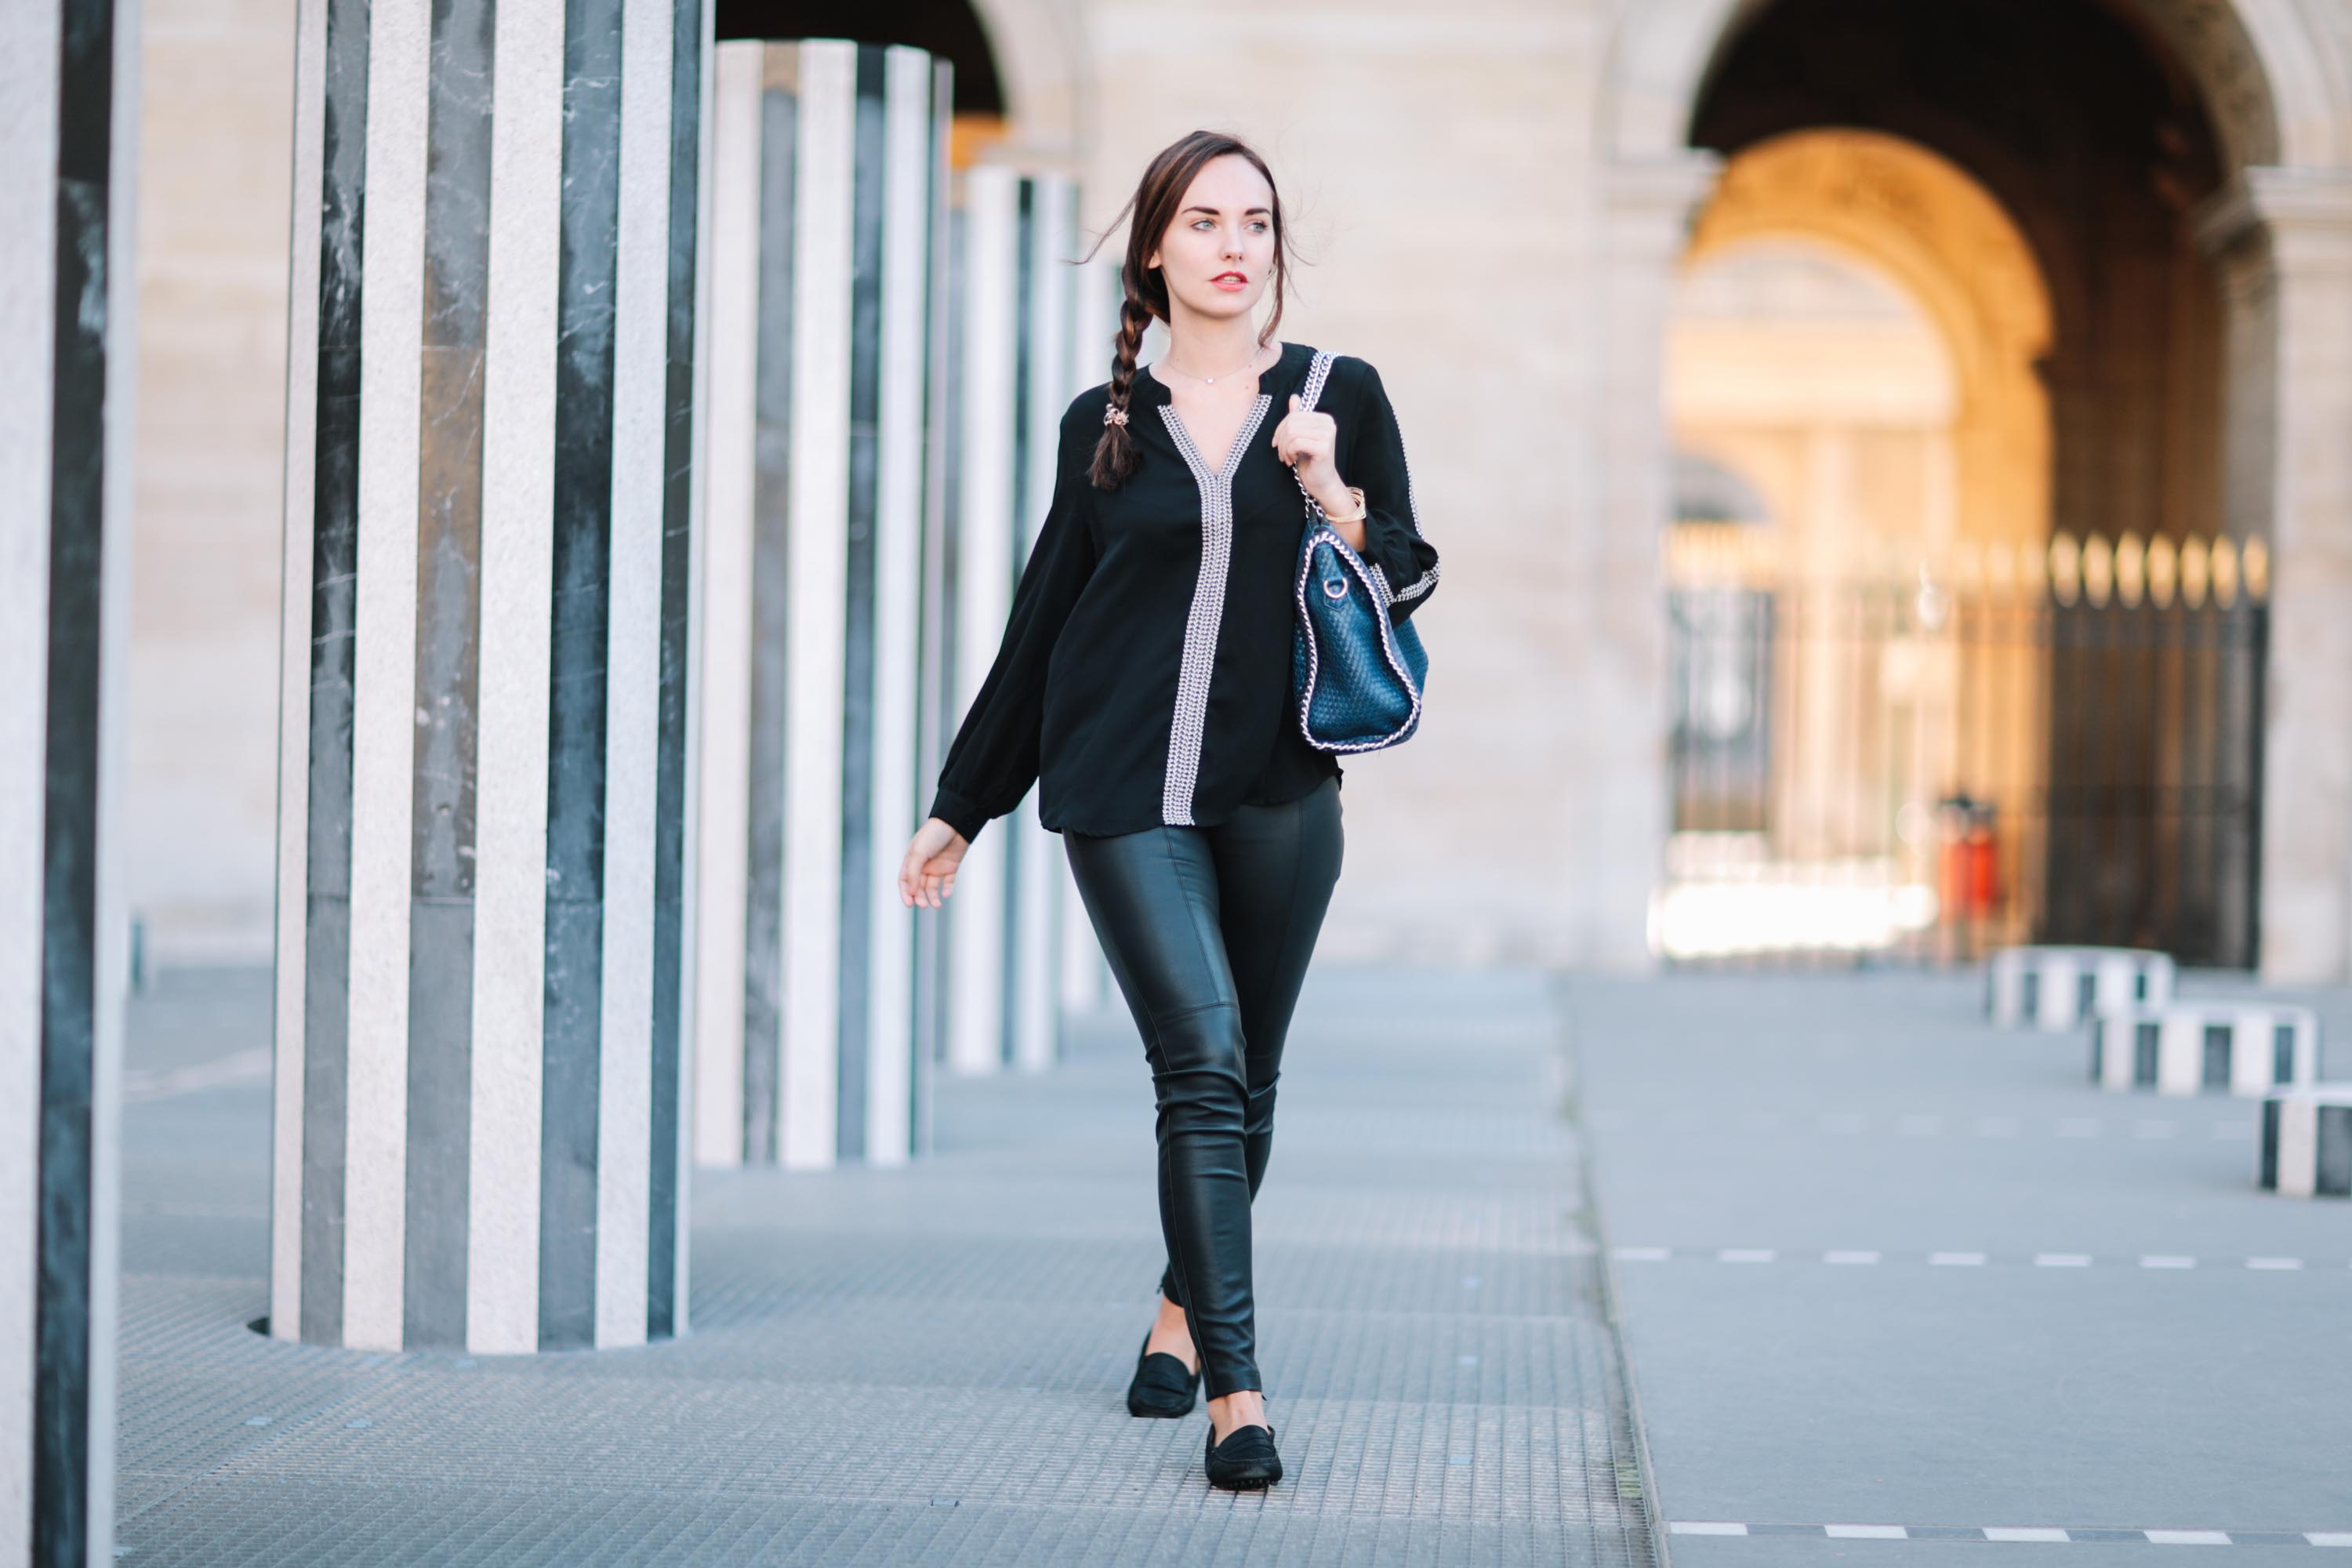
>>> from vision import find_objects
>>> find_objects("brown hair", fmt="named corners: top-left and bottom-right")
top-left (1077, 131), bottom-right (1299, 490)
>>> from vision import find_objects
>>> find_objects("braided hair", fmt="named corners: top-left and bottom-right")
top-left (1080, 131), bottom-right (1298, 491)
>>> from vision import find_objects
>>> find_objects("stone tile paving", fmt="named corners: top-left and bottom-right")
top-left (1566, 969), bottom-right (2352, 1563)
top-left (114, 967), bottom-right (1653, 1566)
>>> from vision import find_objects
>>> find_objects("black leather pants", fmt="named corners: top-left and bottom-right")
top-left (1062, 775), bottom-right (1344, 1399)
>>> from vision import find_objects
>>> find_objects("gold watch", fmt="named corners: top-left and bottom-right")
top-left (1320, 485), bottom-right (1367, 524)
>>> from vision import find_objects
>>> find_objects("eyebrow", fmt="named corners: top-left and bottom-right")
top-left (1181, 205), bottom-right (1271, 216)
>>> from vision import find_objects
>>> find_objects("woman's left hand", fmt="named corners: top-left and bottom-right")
top-left (1272, 394), bottom-right (1351, 515)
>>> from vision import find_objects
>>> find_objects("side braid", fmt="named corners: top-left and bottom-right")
top-left (1089, 291), bottom-right (1152, 490)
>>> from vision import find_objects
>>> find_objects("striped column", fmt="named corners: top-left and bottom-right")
top-left (2090, 1002), bottom-right (2318, 1096)
top-left (272, 0), bottom-right (710, 1352)
top-left (2260, 1087), bottom-right (2352, 1198)
top-left (907, 64), bottom-right (958, 1153)
top-left (1987, 946), bottom-right (2175, 1030)
top-left (3, 0), bottom-right (136, 1553)
top-left (946, 167), bottom-right (1084, 1075)
top-left (694, 40), bottom-right (947, 1169)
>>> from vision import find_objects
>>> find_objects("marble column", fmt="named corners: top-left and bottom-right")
top-left (945, 166), bottom-right (1084, 1075)
top-left (271, 0), bottom-right (710, 1352)
top-left (2, 0), bottom-right (137, 1555)
top-left (909, 78), bottom-right (957, 1151)
top-left (2194, 169), bottom-right (2352, 983)
top-left (694, 40), bottom-right (948, 1169)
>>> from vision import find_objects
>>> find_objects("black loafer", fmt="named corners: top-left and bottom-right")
top-left (1204, 1420), bottom-right (1282, 1490)
top-left (1126, 1329), bottom-right (1200, 1417)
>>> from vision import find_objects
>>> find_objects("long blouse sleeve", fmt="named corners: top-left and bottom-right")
top-left (1345, 361), bottom-right (1441, 626)
top-left (927, 420), bottom-right (1098, 845)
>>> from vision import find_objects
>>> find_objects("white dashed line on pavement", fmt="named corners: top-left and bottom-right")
top-left (1606, 1248), bottom-right (2326, 1271)
top-left (1668, 1520), bottom-right (2352, 1546)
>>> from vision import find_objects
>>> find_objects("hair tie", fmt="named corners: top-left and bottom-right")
top-left (1103, 401), bottom-right (1130, 429)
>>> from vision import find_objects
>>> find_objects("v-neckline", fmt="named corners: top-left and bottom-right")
top-left (1160, 391), bottom-right (1269, 481)
top-left (1146, 343), bottom-right (1299, 481)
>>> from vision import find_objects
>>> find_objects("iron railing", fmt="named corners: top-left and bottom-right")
top-left (1660, 528), bottom-right (2268, 967)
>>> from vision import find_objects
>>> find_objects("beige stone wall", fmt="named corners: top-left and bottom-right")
top-left (127, 0), bottom-right (297, 964)
top-left (1074, 0), bottom-right (1613, 964)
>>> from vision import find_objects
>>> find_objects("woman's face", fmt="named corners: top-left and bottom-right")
top-left (1147, 154), bottom-right (1276, 327)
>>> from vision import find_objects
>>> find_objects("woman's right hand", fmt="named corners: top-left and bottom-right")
top-left (898, 817), bottom-right (971, 909)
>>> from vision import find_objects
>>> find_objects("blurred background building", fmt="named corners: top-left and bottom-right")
top-left (122, 0), bottom-right (2352, 985)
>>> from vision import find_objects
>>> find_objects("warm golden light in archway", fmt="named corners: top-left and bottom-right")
top-left (1660, 129), bottom-right (2061, 958)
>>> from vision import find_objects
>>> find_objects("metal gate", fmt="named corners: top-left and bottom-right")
top-left (1658, 527), bottom-right (2268, 967)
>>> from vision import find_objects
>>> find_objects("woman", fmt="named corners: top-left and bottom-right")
top-left (895, 129), bottom-right (1439, 1490)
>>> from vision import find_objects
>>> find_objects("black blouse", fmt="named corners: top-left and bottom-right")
top-left (927, 340), bottom-right (1439, 844)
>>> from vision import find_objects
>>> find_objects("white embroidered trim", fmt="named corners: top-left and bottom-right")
top-left (1159, 392), bottom-right (1274, 826)
top-left (1298, 350), bottom-right (1336, 419)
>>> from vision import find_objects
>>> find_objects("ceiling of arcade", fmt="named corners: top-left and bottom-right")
top-left (1610, 0), bottom-right (2352, 191)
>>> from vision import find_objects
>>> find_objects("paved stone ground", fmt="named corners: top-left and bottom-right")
top-left (1567, 969), bottom-right (2352, 1565)
top-left (112, 966), bottom-right (1653, 1566)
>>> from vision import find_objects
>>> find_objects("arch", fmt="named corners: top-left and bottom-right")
top-left (710, 1), bottom-right (1091, 162)
top-left (1673, 448), bottom-right (1773, 524)
top-left (1686, 132), bottom-right (2049, 409)
top-left (961, 0), bottom-right (1091, 162)
top-left (1592, 0), bottom-right (2352, 979)
top-left (1603, 0), bottom-right (2350, 174)
top-left (1682, 129), bottom-right (2052, 555)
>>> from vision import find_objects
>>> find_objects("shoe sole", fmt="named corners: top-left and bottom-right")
top-left (1207, 1471), bottom-right (1280, 1490)
top-left (1127, 1396), bottom-right (1196, 1417)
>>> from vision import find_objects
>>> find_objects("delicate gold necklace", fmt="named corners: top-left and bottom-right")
top-left (1155, 343), bottom-right (1269, 387)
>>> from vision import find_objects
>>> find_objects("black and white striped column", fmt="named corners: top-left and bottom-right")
top-left (946, 165), bottom-right (1083, 1076)
top-left (4, 0), bottom-right (136, 1554)
top-left (271, 0), bottom-right (708, 1352)
top-left (2260, 1087), bottom-right (2352, 1198)
top-left (1987, 946), bottom-right (2176, 1030)
top-left (693, 40), bottom-right (947, 1169)
top-left (2090, 1002), bottom-right (2318, 1095)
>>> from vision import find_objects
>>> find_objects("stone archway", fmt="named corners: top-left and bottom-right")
top-left (1670, 132), bottom-right (2057, 948)
top-left (1686, 129), bottom-right (2054, 560)
top-left (960, 0), bottom-right (1091, 165)
top-left (1592, 0), bottom-right (2352, 980)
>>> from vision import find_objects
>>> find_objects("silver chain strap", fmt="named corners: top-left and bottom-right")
top-left (1290, 350), bottom-right (1337, 520)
